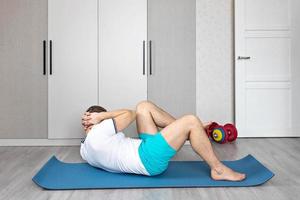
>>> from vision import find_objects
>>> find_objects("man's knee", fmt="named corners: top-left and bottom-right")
top-left (181, 114), bottom-right (202, 129)
top-left (136, 100), bottom-right (154, 113)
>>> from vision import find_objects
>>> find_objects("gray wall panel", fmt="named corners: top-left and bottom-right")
top-left (196, 0), bottom-right (234, 123)
top-left (0, 0), bottom-right (48, 138)
top-left (148, 0), bottom-right (196, 118)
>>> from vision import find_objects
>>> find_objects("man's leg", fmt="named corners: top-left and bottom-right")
top-left (136, 100), bottom-right (176, 134)
top-left (135, 100), bottom-right (245, 181)
top-left (160, 114), bottom-right (246, 181)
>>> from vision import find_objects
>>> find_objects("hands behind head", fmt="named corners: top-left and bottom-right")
top-left (81, 112), bottom-right (103, 132)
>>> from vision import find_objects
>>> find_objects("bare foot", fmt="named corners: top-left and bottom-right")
top-left (211, 164), bottom-right (246, 181)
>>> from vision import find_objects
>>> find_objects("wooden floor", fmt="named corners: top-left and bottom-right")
top-left (0, 138), bottom-right (299, 200)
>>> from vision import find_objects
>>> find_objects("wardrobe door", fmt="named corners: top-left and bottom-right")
top-left (48, 0), bottom-right (98, 139)
top-left (0, 0), bottom-right (48, 138)
top-left (147, 0), bottom-right (196, 118)
top-left (99, 0), bottom-right (147, 136)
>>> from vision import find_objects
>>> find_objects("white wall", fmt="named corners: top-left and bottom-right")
top-left (291, 0), bottom-right (300, 133)
top-left (196, 0), bottom-right (234, 123)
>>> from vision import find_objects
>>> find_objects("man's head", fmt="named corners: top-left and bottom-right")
top-left (86, 105), bottom-right (107, 113)
top-left (83, 105), bottom-right (107, 133)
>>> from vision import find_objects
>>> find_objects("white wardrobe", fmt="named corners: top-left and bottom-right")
top-left (48, 0), bottom-right (98, 139)
top-left (99, 0), bottom-right (196, 137)
top-left (0, 0), bottom-right (196, 142)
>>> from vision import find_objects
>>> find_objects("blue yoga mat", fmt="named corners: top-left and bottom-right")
top-left (32, 155), bottom-right (274, 189)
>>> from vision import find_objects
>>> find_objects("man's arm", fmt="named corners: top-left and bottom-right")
top-left (99, 109), bottom-right (136, 132)
top-left (82, 109), bottom-right (136, 132)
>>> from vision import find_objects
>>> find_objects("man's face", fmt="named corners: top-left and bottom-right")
top-left (82, 112), bottom-right (93, 134)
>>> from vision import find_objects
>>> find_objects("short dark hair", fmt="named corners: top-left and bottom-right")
top-left (86, 105), bottom-right (107, 113)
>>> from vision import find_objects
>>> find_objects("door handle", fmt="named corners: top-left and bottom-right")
top-left (237, 56), bottom-right (251, 60)
top-left (149, 40), bottom-right (152, 75)
top-left (43, 40), bottom-right (46, 75)
top-left (143, 40), bottom-right (145, 75)
top-left (49, 40), bottom-right (52, 75)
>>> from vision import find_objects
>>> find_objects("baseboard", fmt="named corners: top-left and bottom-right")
top-left (0, 139), bottom-right (82, 146)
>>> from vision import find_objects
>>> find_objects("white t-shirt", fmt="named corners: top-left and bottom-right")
top-left (80, 118), bottom-right (149, 176)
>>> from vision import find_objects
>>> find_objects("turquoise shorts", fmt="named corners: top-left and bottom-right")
top-left (138, 132), bottom-right (176, 176)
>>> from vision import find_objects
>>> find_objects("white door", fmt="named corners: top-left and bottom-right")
top-left (99, 0), bottom-right (147, 136)
top-left (48, 0), bottom-right (98, 139)
top-left (235, 0), bottom-right (300, 137)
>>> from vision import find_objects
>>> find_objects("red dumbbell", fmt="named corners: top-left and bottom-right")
top-left (206, 122), bottom-right (238, 143)
top-left (223, 123), bottom-right (238, 142)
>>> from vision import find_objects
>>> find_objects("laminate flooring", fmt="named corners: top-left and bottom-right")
top-left (0, 138), bottom-right (299, 200)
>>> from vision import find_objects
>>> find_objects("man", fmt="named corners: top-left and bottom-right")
top-left (81, 100), bottom-right (246, 181)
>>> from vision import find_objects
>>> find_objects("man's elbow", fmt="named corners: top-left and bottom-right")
top-left (130, 110), bottom-right (136, 119)
top-left (126, 110), bottom-right (136, 121)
